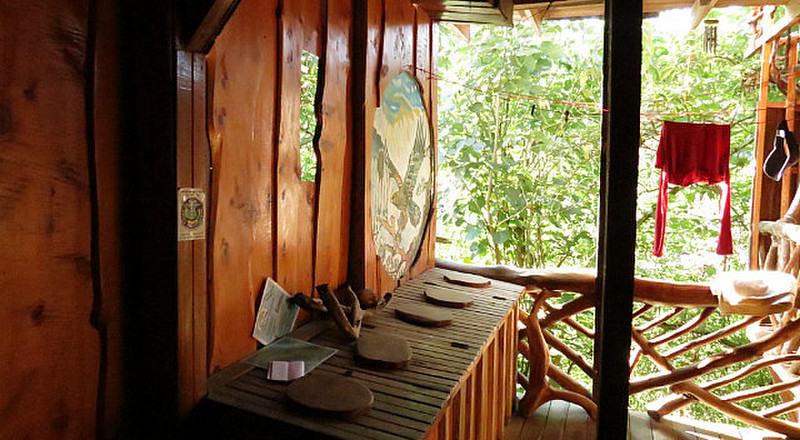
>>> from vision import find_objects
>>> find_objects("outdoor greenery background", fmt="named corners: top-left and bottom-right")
top-left (435, 8), bottom-right (783, 424)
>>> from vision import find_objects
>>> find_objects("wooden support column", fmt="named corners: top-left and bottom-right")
top-left (783, 32), bottom-right (798, 215)
top-left (751, 37), bottom-right (776, 267)
top-left (594, 0), bottom-right (642, 439)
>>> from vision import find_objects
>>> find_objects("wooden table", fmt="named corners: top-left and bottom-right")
top-left (205, 268), bottom-right (522, 439)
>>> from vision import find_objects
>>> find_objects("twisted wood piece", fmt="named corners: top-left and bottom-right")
top-left (518, 289), bottom-right (598, 420)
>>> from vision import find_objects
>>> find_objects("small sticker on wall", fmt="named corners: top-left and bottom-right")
top-left (178, 188), bottom-right (206, 241)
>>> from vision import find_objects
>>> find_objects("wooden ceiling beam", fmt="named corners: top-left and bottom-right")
top-left (513, 0), bottom-right (788, 21)
top-left (182, 0), bottom-right (241, 53)
top-left (691, 0), bottom-right (719, 30)
top-left (448, 23), bottom-right (471, 42)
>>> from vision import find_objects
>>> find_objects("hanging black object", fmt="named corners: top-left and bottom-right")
top-left (530, 104), bottom-right (536, 116)
top-left (704, 19), bottom-right (718, 54)
top-left (564, 109), bottom-right (570, 123)
top-left (764, 119), bottom-right (800, 181)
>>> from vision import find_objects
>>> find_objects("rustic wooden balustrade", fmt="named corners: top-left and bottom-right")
top-left (436, 258), bottom-right (800, 438)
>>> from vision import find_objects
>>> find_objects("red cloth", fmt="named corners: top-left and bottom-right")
top-left (653, 121), bottom-right (732, 257)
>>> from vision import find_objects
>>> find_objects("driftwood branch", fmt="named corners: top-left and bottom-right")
top-left (663, 316), bottom-right (761, 360)
top-left (649, 307), bottom-right (715, 347)
top-left (631, 319), bottom-right (800, 395)
top-left (649, 354), bottom-right (800, 419)
top-left (316, 284), bottom-right (361, 341)
top-left (436, 259), bottom-right (717, 307)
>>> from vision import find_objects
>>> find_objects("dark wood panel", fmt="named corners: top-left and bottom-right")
top-left (409, 10), bottom-right (436, 280)
top-left (191, 52), bottom-right (211, 409)
top-left (93, 0), bottom-right (124, 435)
top-left (177, 49), bottom-right (196, 416)
top-left (594, 0), bottom-right (642, 438)
top-left (0, 1), bottom-right (100, 438)
top-left (207, 0), bottom-right (279, 372)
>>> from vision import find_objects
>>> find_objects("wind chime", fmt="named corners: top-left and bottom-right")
top-left (704, 19), bottom-right (719, 54)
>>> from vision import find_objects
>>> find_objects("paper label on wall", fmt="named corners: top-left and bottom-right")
top-left (252, 278), bottom-right (300, 345)
top-left (177, 188), bottom-right (206, 241)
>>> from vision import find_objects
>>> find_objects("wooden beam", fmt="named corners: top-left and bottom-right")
top-left (448, 23), bottom-right (471, 42)
top-left (524, 8), bottom-right (544, 37)
top-left (183, 0), bottom-right (241, 53)
top-left (751, 38), bottom-right (777, 267)
top-left (746, 0), bottom-right (800, 58)
top-left (594, 1), bottom-right (642, 440)
top-left (691, 0), bottom-right (719, 30)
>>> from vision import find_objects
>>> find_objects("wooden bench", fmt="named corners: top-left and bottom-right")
top-left (199, 268), bottom-right (522, 439)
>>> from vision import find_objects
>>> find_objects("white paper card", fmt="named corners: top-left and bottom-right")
top-left (252, 278), bottom-right (300, 345)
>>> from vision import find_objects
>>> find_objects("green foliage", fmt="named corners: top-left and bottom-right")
top-left (300, 50), bottom-right (319, 182)
top-left (438, 9), bottom-right (772, 425)
top-left (437, 20), bottom-right (603, 268)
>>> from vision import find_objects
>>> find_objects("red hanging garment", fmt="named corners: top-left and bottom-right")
top-left (653, 121), bottom-right (732, 257)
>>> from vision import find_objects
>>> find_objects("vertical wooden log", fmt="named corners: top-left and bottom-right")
top-left (191, 53), bottom-right (210, 405)
top-left (498, 320), bottom-right (508, 432)
top-left (176, 49), bottom-right (195, 416)
top-left (207, 0), bottom-right (278, 371)
top-left (453, 386), bottom-right (469, 439)
top-left (93, 0), bottom-right (124, 434)
top-left (510, 301), bottom-right (519, 419)
top-left (315, 0), bottom-right (350, 289)
top-left (752, 38), bottom-right (777, 266)
top-left (349, 0), bottom-right (382, 292)
top-left (276, 0), bottom-right (316, 299)
top-left (476, 358), bottom-right (488, 439)
top-left (782, 36), bottom-right (799, 215)
top-left (466, 374), bottom-right (476, 440)
top-left (594, 1), bottom-right (642, 439)
top-left (490, 337), bottom-right (499, 439)
top-left (0, 1), bottom-right (100, 437)
top-left (409, 9), bottom-right (435, 280)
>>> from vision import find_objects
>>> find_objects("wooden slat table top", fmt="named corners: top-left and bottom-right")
top-left (207, 267), bottom-right (523, 440)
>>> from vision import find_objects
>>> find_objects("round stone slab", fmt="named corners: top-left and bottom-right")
top-left (424, 288), bottom-right (474, 308)
top-left (443, 273), bottom-right (491, 288)
top-left (395, 303), bottom-right (453, 327)
top-left (356, 333), bottom-right (412, 369)
top-left (286, 372), bottom-right (374, 417)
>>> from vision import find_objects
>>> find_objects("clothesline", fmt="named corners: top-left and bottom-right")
top-left (412, 66), bottom-right (760, 121)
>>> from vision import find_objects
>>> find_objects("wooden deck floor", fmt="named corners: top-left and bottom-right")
top-left (503, 401), bottom-right (787, 440)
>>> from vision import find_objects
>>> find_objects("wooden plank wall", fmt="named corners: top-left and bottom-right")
top-left (0, 1), bottom-right (100, 437)
top-left (205, 0), bottom-right (438, 372)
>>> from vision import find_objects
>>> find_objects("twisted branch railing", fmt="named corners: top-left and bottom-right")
top-left (436, 258), bottom-right (800, 438)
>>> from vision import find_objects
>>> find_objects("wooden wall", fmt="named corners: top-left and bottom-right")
top-left (205, 0), bottom-right (439, 372)
top-left (2, 0), bottom-right (181, 437)
top-left (0, 0), bottom-right (441, 436)
top-left (0, 1), bottom-right (100, 437)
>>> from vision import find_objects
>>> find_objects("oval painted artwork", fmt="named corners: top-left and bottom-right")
top-left (371, 72), bottom-right (433, 280)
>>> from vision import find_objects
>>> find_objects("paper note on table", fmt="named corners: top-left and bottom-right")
top-left (244, 336), bottom-right (337, 376)
top-left (252, 278), bottom-right (299, 345)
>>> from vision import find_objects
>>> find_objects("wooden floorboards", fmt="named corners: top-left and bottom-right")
top-left (503, 402), bottom-right (787, 440)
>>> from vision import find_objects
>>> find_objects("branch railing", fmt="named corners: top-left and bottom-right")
top-left (436, 258), bottom-right (800, 438)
